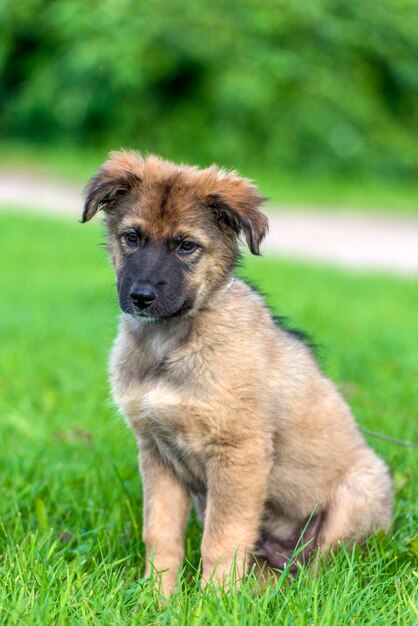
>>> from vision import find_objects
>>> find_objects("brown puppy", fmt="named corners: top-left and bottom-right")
top-left (83, 151), bottom-right (393, 595)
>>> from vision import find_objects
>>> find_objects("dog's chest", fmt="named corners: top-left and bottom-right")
top-left (152, 427), bottom-right (206, 494)
top-left (128, 384), bottom-right (207, 493)
top-left (111, 322), bottom-right (212, 492)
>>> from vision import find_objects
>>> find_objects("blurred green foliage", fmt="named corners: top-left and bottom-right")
top-left (1, 0), bottom-right (417, 177)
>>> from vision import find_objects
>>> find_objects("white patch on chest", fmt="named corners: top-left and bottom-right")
top-left (139, 386), bottom-right (205, 491)
top-left (141, 387), bottom-right (181, 415)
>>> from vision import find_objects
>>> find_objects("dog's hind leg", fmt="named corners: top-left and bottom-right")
top-left (317, 452), bottom-right (393, 555)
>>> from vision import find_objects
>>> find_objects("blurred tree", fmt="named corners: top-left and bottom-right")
top-left (0, 0), bottom-right (417, 177)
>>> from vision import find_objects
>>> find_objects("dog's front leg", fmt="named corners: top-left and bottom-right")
top-left (138, 437), bottom-right (190, 596)
top-left (201, 443), bottom-right (270, 587)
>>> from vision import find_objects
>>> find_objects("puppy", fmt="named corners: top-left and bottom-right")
top-left (82, 151), bottom-right (393, 595)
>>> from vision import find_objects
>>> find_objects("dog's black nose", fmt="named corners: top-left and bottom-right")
top-left (129, 283), bottom-right (156, 309)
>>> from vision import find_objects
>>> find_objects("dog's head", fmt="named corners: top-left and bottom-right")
top-left (82, 151), bottom-right (268, 321)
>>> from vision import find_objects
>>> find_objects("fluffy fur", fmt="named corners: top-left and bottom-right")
top-left (83, 151), bottom-right (393, 595)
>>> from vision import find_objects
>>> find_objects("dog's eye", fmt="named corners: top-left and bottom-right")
top-left (124, 231), bottom-right (140, 247)
top-left (177, 240), bottom-right (197, 255)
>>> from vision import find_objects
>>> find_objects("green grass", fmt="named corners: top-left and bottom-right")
top-left (1, 140), bottom-right (418, 214)
top-left (0, 212), bottom-right (417, 624)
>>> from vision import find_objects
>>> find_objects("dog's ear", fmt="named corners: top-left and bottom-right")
top-left (204, 173), bottom-right (268, 255)
top-left (82, 151), bottom-right (143, 222)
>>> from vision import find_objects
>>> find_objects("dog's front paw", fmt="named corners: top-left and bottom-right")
top-left (144, 564), bottom-right (180, 599)
top-left (201, 552), bottom-right (247, 591)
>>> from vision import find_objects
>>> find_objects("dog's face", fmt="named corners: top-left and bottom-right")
top-left (83, 151), bottom-right (268, 321)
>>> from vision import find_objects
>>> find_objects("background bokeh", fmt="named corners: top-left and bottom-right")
top-left (1, 0), bottom-right (418, 187)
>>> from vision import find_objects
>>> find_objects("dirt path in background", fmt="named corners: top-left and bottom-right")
top-left (1, 169), bottom-right (418, 276)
